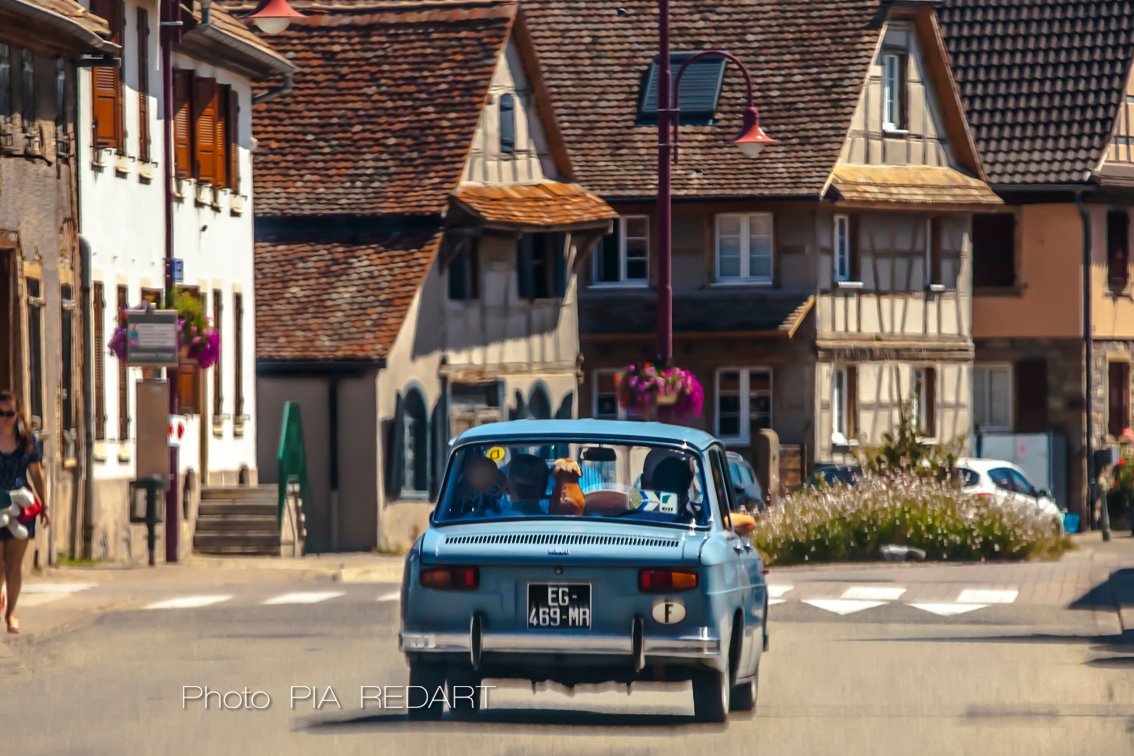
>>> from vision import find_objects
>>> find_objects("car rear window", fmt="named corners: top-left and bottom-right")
top-left (952, 467), bottom-right (980, 487)
top-left (436, 441), bottom-right (710, 527)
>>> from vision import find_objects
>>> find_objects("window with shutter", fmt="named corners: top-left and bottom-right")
top-left (173, 69), bottom-right (192, 178)
top-left (225, 87), bottom-right (239, 191)
top-left (499, 92), bottom-right (515, 154)
top-left (927, 217), bottom-right (943, 286)
top-left (215, 85), bottom-right (230, 187)
top-left (640, 52), bottom-right (726, 118)
top-left (233, 292), bottom-right (245, 429)
top-left (93, 282), bottom-right (106, 441)
top-left (192, 77), bottom-right (218, 185)
top-left (90, 0), bottom-right (123, 151)
top-left (1107, 210), bottom-right (1129, 290)
top-left (137, 8), bottom-right (150, 162)
top-left (116, 285), bottom-right (129, 440)
top-left (175, 287), bottom-right (204, 414)
top-left (1108, 361), bottom-right (1130, 438)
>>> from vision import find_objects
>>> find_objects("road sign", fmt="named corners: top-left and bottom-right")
top-left (170, 258), bottom-right (184, 283)
top-left (126, 310), bottom-right (179, 366)
top-left (168, 415), bottom-right (187, 448)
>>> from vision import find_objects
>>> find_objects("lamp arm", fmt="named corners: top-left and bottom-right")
top-left (670, 49), bottom-right (755, 165)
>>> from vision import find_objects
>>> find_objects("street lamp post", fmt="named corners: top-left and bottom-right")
top-left (654, 0), bottom-right (775, 366)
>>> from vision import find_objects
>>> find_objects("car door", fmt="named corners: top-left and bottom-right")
top-left (709, 447), bottom-right (759, 673)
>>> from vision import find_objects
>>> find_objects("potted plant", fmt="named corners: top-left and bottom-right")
top-left (614, 361), bottom-right (703, 423)
top-left (108, 290), bottom-right (220, 370)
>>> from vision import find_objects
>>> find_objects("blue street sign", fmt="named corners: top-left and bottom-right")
top-left (171, 258), bottom-right (184, 283)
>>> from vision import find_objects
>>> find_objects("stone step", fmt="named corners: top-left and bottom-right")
top-left (200, 486), bottom-right (276, 502)
top-left (193, 532), bottom-right (279, 551)
top-left (197, 502), bottom-right (277, 517)
top-left (194, 544), bottom-right (280, 557)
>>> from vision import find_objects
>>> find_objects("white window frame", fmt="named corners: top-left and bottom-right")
top-left (592, 215), bottom-right (650, 288)
top-left (592, 369), bottom-right (626, 420)
top-left (714, 213), bottom-right (774, 284)
top-left (832, 367), bottom-right (848, 444)
top-left (714, 368), bottom-right (773, 445)
top-left (834, 214), bottom-right (852, 283)
top-left (973, 364), bottom-right (1013, 432)
top-left (882, 52), bottom-right (903, 132)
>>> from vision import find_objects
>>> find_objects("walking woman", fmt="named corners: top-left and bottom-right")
top-left (0, 389), bottom-right (49, 634)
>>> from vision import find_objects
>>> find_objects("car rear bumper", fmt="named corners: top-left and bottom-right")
top-left (399, 630), bottom-right (721, 659)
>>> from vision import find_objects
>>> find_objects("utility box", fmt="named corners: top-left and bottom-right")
top-left (754, 429), bottom-right (780, 506)
top-left (136, 378), bottom-right (169, 479)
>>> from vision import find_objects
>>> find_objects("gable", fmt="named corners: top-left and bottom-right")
top-left (1101, 65), bottom-right (1134, 171)
top-left (463, 37), bottom-right (561, 186)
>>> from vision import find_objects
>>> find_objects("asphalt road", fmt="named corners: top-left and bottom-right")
top-left (3, 564), bottom-right (1133, 756)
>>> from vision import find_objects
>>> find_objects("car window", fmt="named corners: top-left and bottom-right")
top-left (435, 441), bottom-right (710, 527)
top-left (952, 467), bottom-right (980, 487)
top-left (988, 468), bottom-right (1017, 493)
top-left (1007, 469), bottom-right (1037, 498)
top-left (709, 448), bottom-right (734, 529)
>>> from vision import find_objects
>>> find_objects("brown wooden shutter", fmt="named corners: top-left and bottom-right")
top-left (848, 214), bottom-right (860, 281)
top-left (173, 69), bottom-right (192, 178)
top-left (847, 366), bottom-right (858, 438)
top-left (116, 285), bottom-right (129, 440)
top-left (924, 367), bottom-right (937, 438)
top-left (214, 85), bottom-right (227, 187)
top-left (1014, 359), bottom-right (1048, 433)
top-left (233, 292), bottom-right (244, 418)
top-left (212, 289), bottom-right (223, 418)
top-left (93, 282), bottom-right (106, 441)
top-left (226, 87), bottom-right (239, 191)
top-left (91, 0), bottom-right (122, 150)
top-left (1108, 362), bottom-right (1130, 438)
top-left (193, 77), bottom-right (218, 184)
top-left (929, 217), bottom-right (943, 285)
top-left (136, 7), bottom-right (150, 162)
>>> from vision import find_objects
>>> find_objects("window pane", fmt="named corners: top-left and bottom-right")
top-left (625, 237), bottom-right (648, 281)
top-left (749, 215), bottom-right (773, 279)
top-left (833, 370), bottom-right (845, 435)
top-left (989, 368), bottom-right (1011, 428)
top-left (973, 368), bottom-right (989, 427)
top-left (595, 233), bottom-right (619, 283)
top-left (625, 216), bottom-right (650, 239)
top-left (750, 370), bottom-right (772, 431)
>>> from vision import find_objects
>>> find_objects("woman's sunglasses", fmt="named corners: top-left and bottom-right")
top-left (0, 410), bottom-right (16, 418)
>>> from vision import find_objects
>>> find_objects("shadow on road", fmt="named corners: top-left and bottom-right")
top-left (301, 707), bottom-right (731, 732)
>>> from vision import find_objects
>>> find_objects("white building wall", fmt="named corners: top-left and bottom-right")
top-left (79, 0), bottom-right (259, 561)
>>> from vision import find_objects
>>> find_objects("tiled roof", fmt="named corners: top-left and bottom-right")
top-left (1, 0), bottom-right (115, 47)
top-left (828, 165), bottom-right (1003, 207)
top-left (521, 0), bottom-right (883, 199)
top-left (251, 1), bottom-right (517, 216)
top-left (582, 291), bottom-right (813, 337)
top-left (181, 2), bottom-right (292, 73)
top-left (939, 0), bottom-right (1134, 186)
top-left (451, 181), bottom-right (618, 229)
top-left (255, 225), bottom-right (442, 362)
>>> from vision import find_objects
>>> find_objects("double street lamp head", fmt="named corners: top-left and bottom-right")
top-left (245, 0), bottom-right (305, 34)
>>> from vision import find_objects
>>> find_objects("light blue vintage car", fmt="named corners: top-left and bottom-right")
top-left (398, 419), bottom-right (768, 722)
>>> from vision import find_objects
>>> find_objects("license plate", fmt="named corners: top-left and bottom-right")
top-left (527, 583), bottom-right (591, 629)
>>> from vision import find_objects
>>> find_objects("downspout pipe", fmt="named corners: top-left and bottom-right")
top-left (1076, 190), bottom-right (1109, 540)
top-left (161, 0), bottom-right (182, 561)
top-left (80, 235), bottom-right (94, 560)
top-left (252, 73), bottom-right (292, 106)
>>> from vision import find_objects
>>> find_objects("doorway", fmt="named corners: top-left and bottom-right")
top-left (0, 249), bottom-right (15, 392)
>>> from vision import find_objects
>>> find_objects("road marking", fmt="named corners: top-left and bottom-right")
top-left (20, 594), bottom-right (68, 607)
top-left (802, 599), bottom-right (887, 615)
top-left (767, 584), bottom-right (793, 599)
top-left (377, 590), bottom-right (401, 602)
top-left (908, 602), bottom-right (989, 617)
top-left (841, 586), bottom-right (906, 601)
top-left (262, 591), bottom-right (345, 605)
top-left (146, 595), bottom-right (233, 610)
top-left (23, 583), bottom-right (95, 594)
top-left (957, 588), bottom-right (1018, 605)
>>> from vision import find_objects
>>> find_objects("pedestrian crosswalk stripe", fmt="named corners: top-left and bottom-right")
top-left (802, 599), bottom-right (887, 615)
top-left (767, 584), bottom-right (793, 599)
top-left (262, 591), bottom-right (345, 605)
top-left (146, 595), bottom-right (233, 610)
top-left (908, 603), bottom-right (988, 617)
top-left (841, 586), bottom-right (906, 601)
top-left (377, 590), bottom-right (400, 603)
top-left (956, 588), bottom-right (1018, 605)
top-left (23, 583), bottom-right (95, 594)
top-left (20, 594), bottom-right (69, 607)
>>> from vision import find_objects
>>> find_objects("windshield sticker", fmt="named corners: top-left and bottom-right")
top-left (632, 489), bottom-right (679, 515)
top-left (484, 446), bottom-right (508, 464)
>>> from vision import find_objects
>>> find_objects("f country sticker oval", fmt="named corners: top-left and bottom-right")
top-left (651, 598), bottom-right (686, 625)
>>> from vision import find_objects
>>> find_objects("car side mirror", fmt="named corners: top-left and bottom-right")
top-left (1037, 489), bottom-right (1051, 499)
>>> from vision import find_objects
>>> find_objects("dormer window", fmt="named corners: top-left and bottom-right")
top-left (882, 51), bottom-right (907, 131)
top-left (499, 92), bottom-right (515, 154)
top-left (640, 52), bottom-right (726, 119)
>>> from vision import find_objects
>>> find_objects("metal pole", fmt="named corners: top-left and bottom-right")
top-left (161, 0), bottom-right (181, 561)
top-left (655, 0), bottom-right (673, 367)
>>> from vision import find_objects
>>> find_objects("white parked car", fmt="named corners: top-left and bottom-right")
top-left (952, 458), bottom-right (1064, 533)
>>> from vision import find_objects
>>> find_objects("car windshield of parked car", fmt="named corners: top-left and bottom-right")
top-left (436, 441), bottom-right (710, 527)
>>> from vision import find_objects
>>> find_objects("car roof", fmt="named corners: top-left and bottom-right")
top-left (453, 419), bottom-right (720, 451)
top-left (955, 457), bottom-right (1024, 474)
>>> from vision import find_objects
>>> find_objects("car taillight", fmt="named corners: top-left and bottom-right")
top-left (638, 568), bottom-right (698, 592)
top-left (420, 566), bottom-right (479, 590)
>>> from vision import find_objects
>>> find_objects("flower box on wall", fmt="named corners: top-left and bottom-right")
top-left (616, 361), bottom-right (704, 423)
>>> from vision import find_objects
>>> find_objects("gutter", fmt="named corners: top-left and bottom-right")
top-left (257, 359), bottom-right (387, 376)
top-left (252, 73), bottom-right (293, 105)
top-left (0, 0), bottom-right (118, 53)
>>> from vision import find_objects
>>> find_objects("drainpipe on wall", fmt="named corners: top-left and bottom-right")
top-left (329, 376), bottom-right (339, 552)
top-left (79, 235), bottom-right (94, 560)
top-left (161, 0), bottom-right (182, 561)
top-left (1076, 190), bottom-right (1109, 540)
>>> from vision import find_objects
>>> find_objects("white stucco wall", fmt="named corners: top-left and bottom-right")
top-left (79, 0), bottom-right (259, 560)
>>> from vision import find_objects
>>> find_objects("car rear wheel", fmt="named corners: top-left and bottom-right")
top-left (730, 667), bottom-right (758, 712)
top-left (692, 667), bottom-right (730, 723)
top-left (407, 662), bottom-right (446, 721)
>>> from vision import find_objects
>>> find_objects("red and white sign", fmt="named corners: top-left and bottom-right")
top-left (168, 415), bottom-right (188, 448)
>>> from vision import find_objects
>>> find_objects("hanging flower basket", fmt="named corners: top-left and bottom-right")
top-left (614, 361), bottom-right (703, 422)
top-left (108, 290), bottom-right (220, 370)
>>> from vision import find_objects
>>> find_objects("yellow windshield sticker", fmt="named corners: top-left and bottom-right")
top-left (485, 446), bottom-right (507, 462)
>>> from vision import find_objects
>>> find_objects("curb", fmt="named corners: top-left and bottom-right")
top-left (332, 563), bottom-right (405, 584)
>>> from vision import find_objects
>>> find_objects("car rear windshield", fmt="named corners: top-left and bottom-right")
top-left (435, 441), bottom-right (710, 527)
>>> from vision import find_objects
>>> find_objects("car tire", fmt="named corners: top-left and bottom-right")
top-left (407, 662), bottom-right (446, 721)
top-left (730, 666), bottom-right (758, 712)
top-left (447, 671), bottom-right (483, 719)
top-left (692, 667), bottom-right (730, 723)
